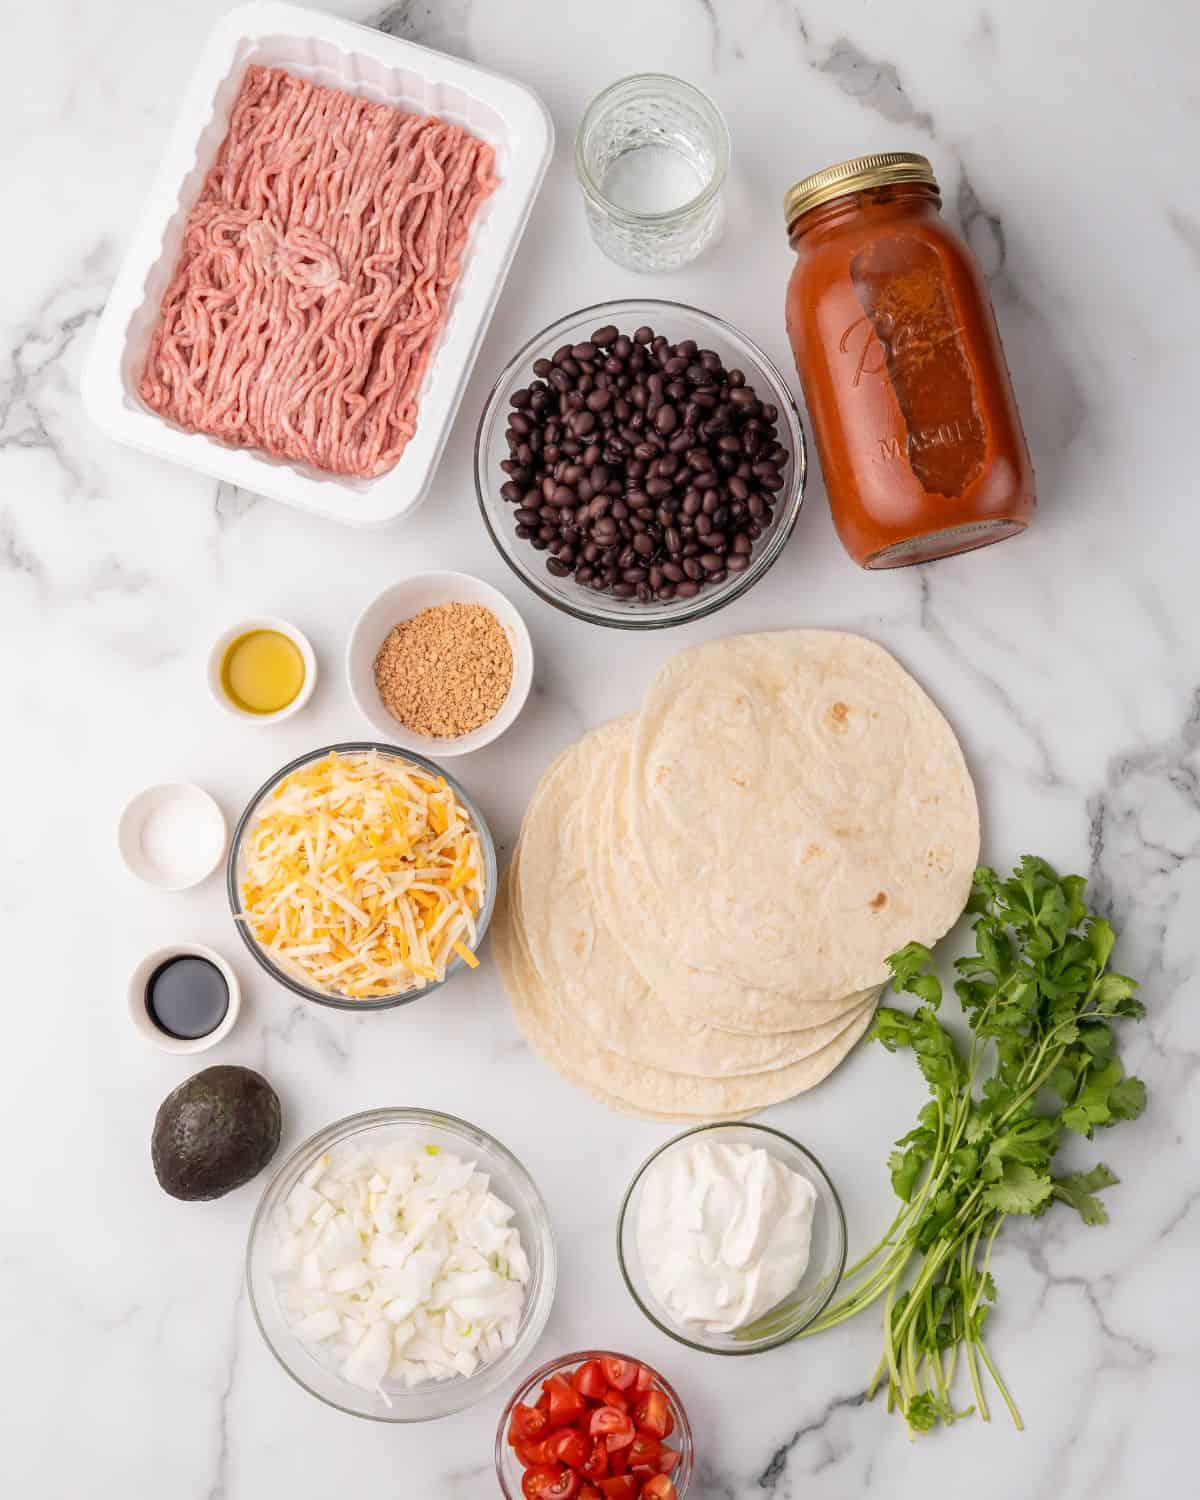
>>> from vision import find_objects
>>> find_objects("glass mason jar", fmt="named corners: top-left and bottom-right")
top-left (784, 152), bottom-right (1035, 569)
top-left (575, 74), bottom-right (729, 273)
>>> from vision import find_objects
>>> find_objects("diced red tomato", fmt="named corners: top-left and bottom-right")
top-left (541, 1473), bottom-right (581, 1500)
top-left (602, 1387), bottom-right (630, 1412)
top-left (581, 1438), bottom-right (609, 1482)
top-left (545, 1374), bottom-right (589, 1429)
top-left (627, 1433), bottom-right (661, 1469)
top-left (522, 1468), bottom-right (577, 1500)
top-left (633, 1364), bottom-right (654, 1393)
top-left (516, 1438), bottom-right (558, 1468)
top-left (654, 1448), bottom-right (679, 1475)
top-left (578, 1489), bottom-right (602, 1500)
top-left (590, 1406), bottom-right (634, 1450)
top-left (550, 1429), bottom-right (591, 1471)
top-left (632, 1391), bottom-right (670, 1440)
top-left (607, 1444), bottom-right (630, 1477)
top-left (511, 1403), bottom-right (550, 1445)
top-left (572, 1359), bottom-right (609, 1401)
top-left (600, 1357), bottom-right (638, 1391)
top-left (537, 1390), bottom-right (552, 1414)
top-left (596, 1478), bottom-right (639, 1500)
top-left (640, 1477), bottom-right (677, 1500)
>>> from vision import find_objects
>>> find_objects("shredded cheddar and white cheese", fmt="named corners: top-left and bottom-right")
top-left (238, 751), bottom-right (486, 999)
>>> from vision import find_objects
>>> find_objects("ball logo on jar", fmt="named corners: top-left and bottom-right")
top-left (838, 312), bottom-right (967, 390)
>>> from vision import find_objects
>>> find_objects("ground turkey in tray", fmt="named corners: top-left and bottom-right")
top-left (140, 65), bottom-right (497, 478)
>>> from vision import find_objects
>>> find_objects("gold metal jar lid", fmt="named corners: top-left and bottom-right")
top-left (784, 151), bottom-right (936, 228)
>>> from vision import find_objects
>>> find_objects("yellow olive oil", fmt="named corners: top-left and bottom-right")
top-left (221, 630), bottom-right (305, 714)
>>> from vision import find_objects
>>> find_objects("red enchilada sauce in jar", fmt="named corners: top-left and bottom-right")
top-left (784, 153), bottom-right (1035, 568)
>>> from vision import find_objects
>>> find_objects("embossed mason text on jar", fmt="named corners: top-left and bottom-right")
top-left (784, 152), bottom-right (1035, 568)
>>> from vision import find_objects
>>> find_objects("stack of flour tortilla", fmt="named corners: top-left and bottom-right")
top-left (493, 631), bottom-right (979, 1121)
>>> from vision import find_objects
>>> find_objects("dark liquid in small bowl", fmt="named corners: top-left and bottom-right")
top-left (146, 955), bottom-right (229, 1039)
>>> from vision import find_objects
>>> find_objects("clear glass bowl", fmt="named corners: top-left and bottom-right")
top-left (495, 1349), bottom-right (694, 1498)
top-left (247, 1108), bottom-right (557, 1422)
top-left (617, 1122), bottom-right (847, 1355)
top-left (475, 298), bottom-right (807, 629)
top-left (226, 742), bottom-right (498, 1011)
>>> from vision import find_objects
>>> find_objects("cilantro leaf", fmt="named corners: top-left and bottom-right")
top-left (1051, 1164), bottom-right (1120, 1225)
top-left (980, 1162), bottom-right (1054, 1215)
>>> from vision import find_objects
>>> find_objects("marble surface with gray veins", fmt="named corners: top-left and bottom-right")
top-left (3, 1), bottom-right (1197, 1496)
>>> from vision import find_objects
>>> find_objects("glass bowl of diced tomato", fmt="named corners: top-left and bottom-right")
top-left (496, 1350), bottom-right (693, 1500)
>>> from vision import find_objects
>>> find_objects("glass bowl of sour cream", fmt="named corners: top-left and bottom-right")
top-left (617, 1122), bottom-right (847, 1355)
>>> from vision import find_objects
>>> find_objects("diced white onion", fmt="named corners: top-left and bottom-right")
top-left (272, 1142), bottom-right (529, 1392)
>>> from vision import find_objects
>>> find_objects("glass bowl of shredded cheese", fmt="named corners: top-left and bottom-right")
top-left (227, 743), bottom-right (497, 1009)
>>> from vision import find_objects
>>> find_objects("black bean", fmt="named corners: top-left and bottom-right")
top-left (655, 405), bottom-right (679, 435)
top-left (726, 553), bottom-right (750, 572)
top-left (683, 558), bottom-right (703, 580)
top-left (633, 325), bottom-right (654, 344)
top-left (675, 581), bottom-right (700, 599)
top-left (591, 324), bottom-right (618, 347)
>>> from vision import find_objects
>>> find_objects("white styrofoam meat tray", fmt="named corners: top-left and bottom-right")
top-left (82, 1), bottom-right (553, 527)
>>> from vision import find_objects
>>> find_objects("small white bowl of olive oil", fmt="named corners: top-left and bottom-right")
top-left (208, 617), bottom-right (317, 723)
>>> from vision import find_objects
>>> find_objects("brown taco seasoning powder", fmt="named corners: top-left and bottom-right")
top-left (373, 603), bottom-right (513, 737)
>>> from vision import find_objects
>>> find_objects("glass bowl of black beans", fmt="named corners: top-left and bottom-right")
top-left (475, 299), bottom-right (807, 628)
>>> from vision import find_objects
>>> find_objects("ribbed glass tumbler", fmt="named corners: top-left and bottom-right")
top-left (574, 74), bottom-right (730, 273)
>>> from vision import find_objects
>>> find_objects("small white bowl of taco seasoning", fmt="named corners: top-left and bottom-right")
top-left (208, 616), bottom-right (317, 723)
top-left (128, 942), bottom-right (241, 1053)
top-left (346, 571), bottom-right (533, 758)
top-left (118, 782), bottom-right (227, 892)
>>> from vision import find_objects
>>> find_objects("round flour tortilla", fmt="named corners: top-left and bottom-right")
top-left (515, 720), bottom-right (873, 1075)
top-left (628, 631), bottom-right (979, 1028)
top-left (495, 865), bottom-right (876, 1120)
top-left (491, 876), bottom-right (746, 1124)
top-left (590, 730), bottom-right (881, 1035)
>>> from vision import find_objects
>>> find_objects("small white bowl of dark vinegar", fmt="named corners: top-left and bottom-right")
top-left (128, 943), bottom-right (242, 1054)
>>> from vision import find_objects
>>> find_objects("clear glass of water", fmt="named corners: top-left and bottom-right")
top-left (574, 74), bottom-right (730, 273)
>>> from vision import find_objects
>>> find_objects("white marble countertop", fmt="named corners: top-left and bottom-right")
top-left (4, 0), bottom-right (1198, 1494)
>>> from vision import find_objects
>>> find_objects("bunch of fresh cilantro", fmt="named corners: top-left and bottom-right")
top-left (799, 856), bottom-right (1147, 1435)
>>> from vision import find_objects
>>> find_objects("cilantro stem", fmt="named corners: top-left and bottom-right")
top-left (975, 1336), bottom-right (1023, 1431)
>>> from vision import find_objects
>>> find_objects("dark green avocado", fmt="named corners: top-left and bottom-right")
top-left (152, 1065), bottom-right (281, 1201)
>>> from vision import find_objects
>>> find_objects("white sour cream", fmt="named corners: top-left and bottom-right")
top-left (636, 1141), bottom-right (817, 1333)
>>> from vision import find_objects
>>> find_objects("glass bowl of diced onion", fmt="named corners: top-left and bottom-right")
top-left (246, 1108), bottom-right (557, 1422)
top-left (226, 742), bottom-right (497, 1010)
